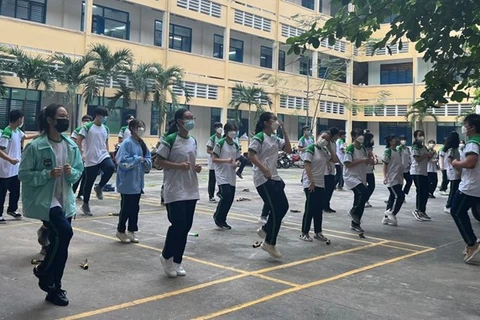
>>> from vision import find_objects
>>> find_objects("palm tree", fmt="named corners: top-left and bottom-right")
top-left (0, 46), bottom-right (7, 97)
top-left (53, 54), bottom-right (92, 129)
top-left (4, 47), bottom-right (55, 114)
top-left (228, 83), bottom-right (272, 144)
top-left (83, 44), bottom-right (133, 107)
top-left (406, 101), bottom-right (438, 131)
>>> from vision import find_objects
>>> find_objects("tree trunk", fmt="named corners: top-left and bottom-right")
top-left (22, 84), bottom-right (30, 116)
top-left (247, 103), bottom-right (251, 146)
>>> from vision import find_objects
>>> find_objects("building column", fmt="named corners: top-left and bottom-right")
top-left (83, 0), bottom-right (93, 35)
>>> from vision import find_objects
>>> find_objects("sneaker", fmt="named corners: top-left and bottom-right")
top-left (94, 186), bottom-right (104, 200)
top-left (384, 209), bottom-right (396, 222)
top-left (260, 242), bottom-right (282, 259)
top-left (7, 211), bottom-right (22, 219)
top-left (40, 246), bottom-right (48, 256)
top-left (116, 231), bottom-right (130, 243)
top-left (428, 193), bottom-right (436, 199)
top-left (324, 208), bottom-right (336, 213)
top-left (420, 212), bottom-right (432, 221)
top-left (364, 202), bottom-right (372, 208)
top-left (220, 222), bottom-right (232, 230)
top-left (314, 233), bottom-right (328, 241)
top-left (348, 211), bottom-right (361, 225)
top-left (175, 263), bottom-right (186, 276)
top-left (411, 210), bottom-right (423, 221)
top-left (444, 206), bottom-right (450, 214)
top-left (126, 231), bottom-right (139, 243)
top-left (337, 187), bottom-right (344, 191)
top-left (45, 289), bottom-right (69, 307)
top-left (299, 233), bottom-right (313, 242)
top-left (81, 203), bottom-right (93, 216)
top-left (257, 226), bottom-right (266, 239)
top-left (76, 195), bottom-right (83, 201)
top-left (33, 266), bottom-right (55, 293)
top-left (382, 216), bottom-right (398, 226)
top-left (464, 243), bottom-right (480, 263)
top-left (160, 255), bottom-right (177, 278)
top-left (0, 217), bottom-right (5, 224)
top-left (209, 198), bottom-right (216, 203)
top-left (37, 226), bottom-right (49, 247)
top-left (236, 171), bottom-right (243, 179)
top-left (258, 216), bottom-right (267, 225)
top-left (439, 191), bottom-right (449, 196)
top-left (350, 224), bottom-right (364, 233)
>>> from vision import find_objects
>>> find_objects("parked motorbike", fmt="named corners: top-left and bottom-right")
top-left (277, 150), bottom-right (292, 169)
top-left (150, 143), bottom-right (163, 171)
top-left (289, 149), bottom-right (304, 169)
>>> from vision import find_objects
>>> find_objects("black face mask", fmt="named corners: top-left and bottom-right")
top-left (55, 119), bottom-right (70, 133)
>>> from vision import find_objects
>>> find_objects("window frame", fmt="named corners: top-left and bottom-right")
top-left (0, 88), bottom-right (42, 131)
top-left (81, 2), bottom-right (130, 40)
top-left (278, 50), bottom-right (286, 71)
top-left (379, 122), bottom-right (413, 145)
top-left (154, 20), bottom-right (163, 47)
top-left (380, 63), bottom-right (413, 85)
top-left (213, 34), bottom-right (224, 59)
top-left (301, 0), bottom-right (315, 10)
top-left (229, 38), bottom-right (244, 63)
top-left (169, 24), bottom-right (193, 52)
top-left (0, 0), bottom-right (47, 24)
top-left (260, 46), bottom-right (273, 69)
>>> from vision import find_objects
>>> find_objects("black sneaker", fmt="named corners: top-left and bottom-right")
top-left (7, 211), bottom-right (22, 219)
top-left (428, 194), bottom-right (436, 199)
top-left (350, 223), bottom-right (364, 233)
top-left (236, 171), bottom-right (243, 179)
top-left (94, 186), bottom-right (104, 200)
top-left (220, 222), bottom-right (232, 230)
top-left (348, 211), bottom-right (361, 225)
top-left (325, 208), bottom-right (336, 213)
top-left (81, 203), bottom-right (93, 216)
top-left (46, 289), bottom-right (69, 306)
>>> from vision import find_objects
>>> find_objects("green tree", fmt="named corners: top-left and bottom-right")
top-left (405, 101), bottom-right (438, 131)
top-left (228, 83), bottom-right (272, 144)
top-left (287, 0), bottom-right (480, 107)
top-left (0, 45), bottom-right (7, 96)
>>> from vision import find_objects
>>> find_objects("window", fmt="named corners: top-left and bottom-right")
top-left (299, 56), bottom-right (312, 76)
top-left (380, 63), bottom-right (413, 84)
top-left (0, 88), bottom-right (41, 131)
top-left (213, 34), bottom-right (223, 59)
top-left (86, 98), bottom-right (128, 134)
top-left (227, 109), bottom-right (248, 137)
top-left (0, 0), bottom-right (46, 24)
top-left (318, 0), bottom-right (323, 12)
top-left (301, 0), bottom-right (314, 10)
top-left (81, 3), bottom-right (130, 40)
top-left (169, 24), bottom-right (192, 52)
top-left (278, 50), bottom-right (286, 71)
top-left (150, 105), bottom-right (160, 136)
top-left (260, 46), bottom-right (273, 69)
top-left (437, 122), bottom-right (461, 144)
top-left (154, 20), bottom-right (163, 47)
top-left (210, 108), bottom-right (221, 135)
top-left (229, 38), bottom-right (244, 63)
top-left (298, 116), bottom-right (312, 139)
top-left (379, 122), bottom-right (413, 145)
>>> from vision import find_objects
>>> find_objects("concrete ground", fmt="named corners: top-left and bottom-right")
top-left (1, 166), bottom-right (480, 320)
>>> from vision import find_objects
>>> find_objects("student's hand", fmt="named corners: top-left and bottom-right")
top-left (195, 164), bottom-right (202, 173)
top-left (226, 157), bottom-right (234, 164)
top-left (383, 178), bottom-right (388, 185)
top-left (8, 158), bottom-right (19, 165)
top-left (261, 167), bottom-right (272, 179)
top-left (179, 161), bottom-right (191, 171)
top-left (64, 164), bottom-right (72, 176)
top-left (50, 167), bottom-right (62, 178)
top-left (82, 155), bottom-right (86, 162)
top-left (308, 181), bottom-right (315, 193)
top-left (233, 161), bottom-right (240, 168)
top-left (139, 157), bottom-right (145, 163)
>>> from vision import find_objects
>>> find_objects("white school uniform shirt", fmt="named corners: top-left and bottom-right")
top-left (298, 135), bottom-right (314, 160)
top-left (398, 145), bottom-right (412, 173)
top-left (157, 132), bottom-right (199, 204)
top-left (50, 140), bottom-right (68, 209)
top-left (446, 148), bottom-right (461, 181)
top-left (79, 122), bottom-right (110, 167)
top-left (459, 137), bottom-right (480, 197)
top-left (206, 134), bottom-right (221, 170)
top-left (336, 138), bottom-right (345, 164)
top-left (119, 126), bottom-right (131, 140)
top-left (302, 144), bottom-right (330, 189)
top-left (427, 149), bottom-right (438, 173)
top-left (343, 144), bottom-right (367, 190)
top-left (0, 126), bottom-right (24, 178)
top-left (248, 132), bottom-right (285, 188)
top-left (383, 148), bottom-right (404, 187)
top-left (212, 138), bottom-right (241, 187)
top-left (410, 143), bottom-right (428, 176)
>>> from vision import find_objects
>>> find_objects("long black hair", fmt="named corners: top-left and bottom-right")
top-left (364, 132), bottom-right (374, 148)
top-left (129, 119), bottom-right (148, 157)
top-left (223, 122), bottom-right (238, 138)
top-left (444, 131), bottom-right (460, 151)
top-left (37, 103), bottom-right (65, 134)
top-left (255, 112), bottom-right (275, 134)
top-left (166, 108), bottom-right (189, 135)
top-left (413, 129), bottom-right (425, 147)
top-left (384, 134), bottom-right (396, 147)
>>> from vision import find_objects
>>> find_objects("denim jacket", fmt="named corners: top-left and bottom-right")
top-left (115, 137), bottom-right (152, 194)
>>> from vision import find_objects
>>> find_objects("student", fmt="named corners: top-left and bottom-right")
top-left (410, 130), bottom-right (433, 221)
top-left (118, 115), bottom-right (135, 144)
top-left (300, 131), bottom-right (339, 241)
top-left (71, 115), bottom-right (93, 200)
top-left (19, 103), bottom-right (83, 306)
top-left (450, 114), bottom-right (480, 263)
top-left (206, 122), bottom-right (223, 202)
top-left (438, 139), bottom-right (450, 195)
top-left (443, 131), bottom-right (461, 214)
top-left (343, 129), bottom-right (371, 233)
top-left (77, 107), bottom-right (115, 216)
top-left (115, 120), bottom-right (151, 243)
top-left (156, 108), bottom-right (202, 278)
top-left (248, 112), bottom-right (291, 259)
top-left (459, 140), bottom-right (466, 158)
top-left (298, 125), bottom-right (314, 160)
top-left (398, 135), bottom-right (412, 197)
top-left (324, 127), bottom-right (339, 213)
top-left (363, 131), bottom-right (376, 208)
top-left (212, 122), bottom-right (241, 229)
top-left (382, 135), bottom-right (405, 226)
top-left (426, 140), bottom-right (439, 198)
top-left (335, 130), bottom-right (346, 190)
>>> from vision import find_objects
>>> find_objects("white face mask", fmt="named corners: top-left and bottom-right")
top-left (216, 127), bottom-right (223, 135)
top-left (356, 136), bottom-right (365, 144)
top-left (271, 121), bottom-right (280, 131)
top-left (417, 136), bottom-right (425, 142)
top-left (316, 138), bottom-right (328, 148)
top-left (459, 143), bottom-right (465, 149)
top-left (137, 128), bottom-right (145, 138)
top-left (400, 140), bottom-right (407, 146)
top-left (461, 126), bottom-right (469, 134)
top-left (305, 130), bottom-right (311, 136)
top-left (428, 143), bottom-right (435, 149)
top-left (227, 131), bottom-right (237, 139)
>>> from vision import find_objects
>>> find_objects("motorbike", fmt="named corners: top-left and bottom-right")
top-left (277, 150), bottom-right (292, 169)
top-left (289, 148), bottom-right (304, 168)
top-left (150, 143), bottom-right (163, 171)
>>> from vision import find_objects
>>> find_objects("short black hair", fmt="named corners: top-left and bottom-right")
top-left (9, 110), bottom-right (24, 123)
top-left (213, 122), bottom-right (223, 129)
top-left (94, 107), bottom-right (108, 117)
top-left (384, 134), bottom-right (396, 146)
top-left (464, 114), bottom-right (480, 133)
top-left (428, 140), bottom-right (436, 144)
top-left (351, 128), bottom-right (364, 139)
top-left (81, 115), bottom-right (93, 122)
top-left (339, 130), bottom-right (346, 136)
top-left (329, 127), bottom-right (339, 136)
top-left (126, 114), bottom-right (135, 121)
top-left (302, 125), bottom-right (310, 131)
top-left (399, 135), bottom-right (407, 140)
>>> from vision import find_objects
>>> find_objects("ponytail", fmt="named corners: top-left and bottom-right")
top-left (255, 112), bottom-right (274, 134)
top-left (37, 103), bottom-right (64, 134)
top-left (166, 108), bottom-right (189, 135)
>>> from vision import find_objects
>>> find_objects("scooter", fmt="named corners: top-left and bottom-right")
top-left (289, 148), bottom-right (304, 168)
top-left (277, 150), bottom-right (292, 169)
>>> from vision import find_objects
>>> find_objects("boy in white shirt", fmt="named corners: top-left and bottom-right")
top-left (335, 130), bottom-right (346, 190)
top-left (206, 122), bottom-right (223, 202)
top-left (118, 115), bottom-right (134, 144)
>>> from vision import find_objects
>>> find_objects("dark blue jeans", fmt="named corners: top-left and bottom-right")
top-left (350, 183), bottom-right (369, 226)
top-left (236, 155), bottom-right (248, 174)
top-left (451, 191), bottom-right (479, 246)
top-left (412, 175), bottom-right (429, 213)
top-left (83, 157), bottom-right (115, 204)
top-left (335, 164), bottom-right (344, 188)
top-left (257, 180), bottom-right (289, 245)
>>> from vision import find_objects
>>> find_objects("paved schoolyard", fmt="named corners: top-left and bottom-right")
top-left (1, 166), bottom-right (479, 320)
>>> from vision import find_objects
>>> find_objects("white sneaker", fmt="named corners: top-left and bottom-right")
top-left (258, 216), bottom-right (267, 224)
top-left (175, 263), bottom-right (186, 276)
top-left (160, 255), bottom-right (177, 278)
top-left (382, 216), bottom-right (398, 226)
top-left (257, 227), bottom-right (266, 239)
top-left (0, 217), bottom-right (6, 224)
top-left (439, 191), bottom-right (449, 196)
top-left (261, 242), bottom-right (282, 259)
top-left (384, 209), bottom-right (396, 222)
top-left (126, 231), bottom-right (139, 243)
top-left (116, 231), bottom-right (130, 243)
top-left (444, 206), bottom-right (450, 214)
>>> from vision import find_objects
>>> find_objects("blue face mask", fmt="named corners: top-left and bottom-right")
top-left (102, 116), bottom-right (108, 124)
top-left (182, 119), bottom-right (195, 131)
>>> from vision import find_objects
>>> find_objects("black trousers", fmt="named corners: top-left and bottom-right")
top-left (386, 184), bottom-right (405, 215)
top-left (163, 200), bottom-right (197, 264)
top-left (0, 175), bottom-right (20, 215)
top-left (365, 173), bottom-right (375, 202)
top-left (324, 175), bottom-right (335, 210)
top-left (412, 175), bottom-right (429, 212)
top-left (334, 164), bottom-right (344, 188)
top-left (451, 191), bottom-right (480, 246)
top-left (214, 184), bottom-right (236, 224)
top-left (208, 170), bottom-right (217, 199)
top-left (302, 187), bottom-right (324, 234)
top-left (260, 203), bottom-right (270, 218)
top-left (440, 170), bottom-right (450, 191)
top-left (237, 155), bottom-right (248, 174)
top-left (83, 158), bottom-right (115, 204)
top-left (257, 180), bottom-right (289, 246)
top-left (118, 193), bottom-right (141, 233)
top-left (446, 180), bottom-right (460, 209)
top-left (403, 172), bottom-right (413, 195)
top-left (72, 169), bottom-right (86, 197)
top-left (427, 172), bottom-right (438, 195)
top-left (36, 207), bottom-right (73, 290)
top-left (350, 183), bottom-right (369, 226)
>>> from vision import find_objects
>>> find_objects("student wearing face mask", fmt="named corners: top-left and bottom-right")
top-left (323, 127), bottom-right (340, 213)
top-left (248, 112), bottom-right (291, 259)
top-left (397, 135), bottom-right (412, 197)
top-left (206, 122), bottom-right (223, 202)
top-left (438, 138), bottom-right (450, 196)
top-left (410, 130), bottom-right (433, 221)
top-left (115, 120), bottom-right (151, 243)
top-left (71, 115), bottom-right (93, 201)
top-left (19, 104), bottom-right (83, 306)
top-left (450, 114), bottom-right (480, 263)
top-left (76, 107), bottom-right (114, 216)
top-left (363, 131), bottom-right (376, 208)
top-left (343, 129), bottom-right (371, 233)
top-left (118, 115), bottom-right (134, 144)
top-left (212, 122), bottom-right (241, 230)
top-left (443, 131), bottom-right (461, 214)
top-left (298, 126), bottom-right (314, 159)
top-left (156, 108), bottom-right (202, 277)
top-left (426, 140), bottom-right (439, 198)
top-left (382, 135), bottom-right (405, 226)
top-left (299, 131), bottom-right (339, 242)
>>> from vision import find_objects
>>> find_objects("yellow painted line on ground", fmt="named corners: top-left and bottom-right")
top-left (192, 247), bottom-right (436, 320)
